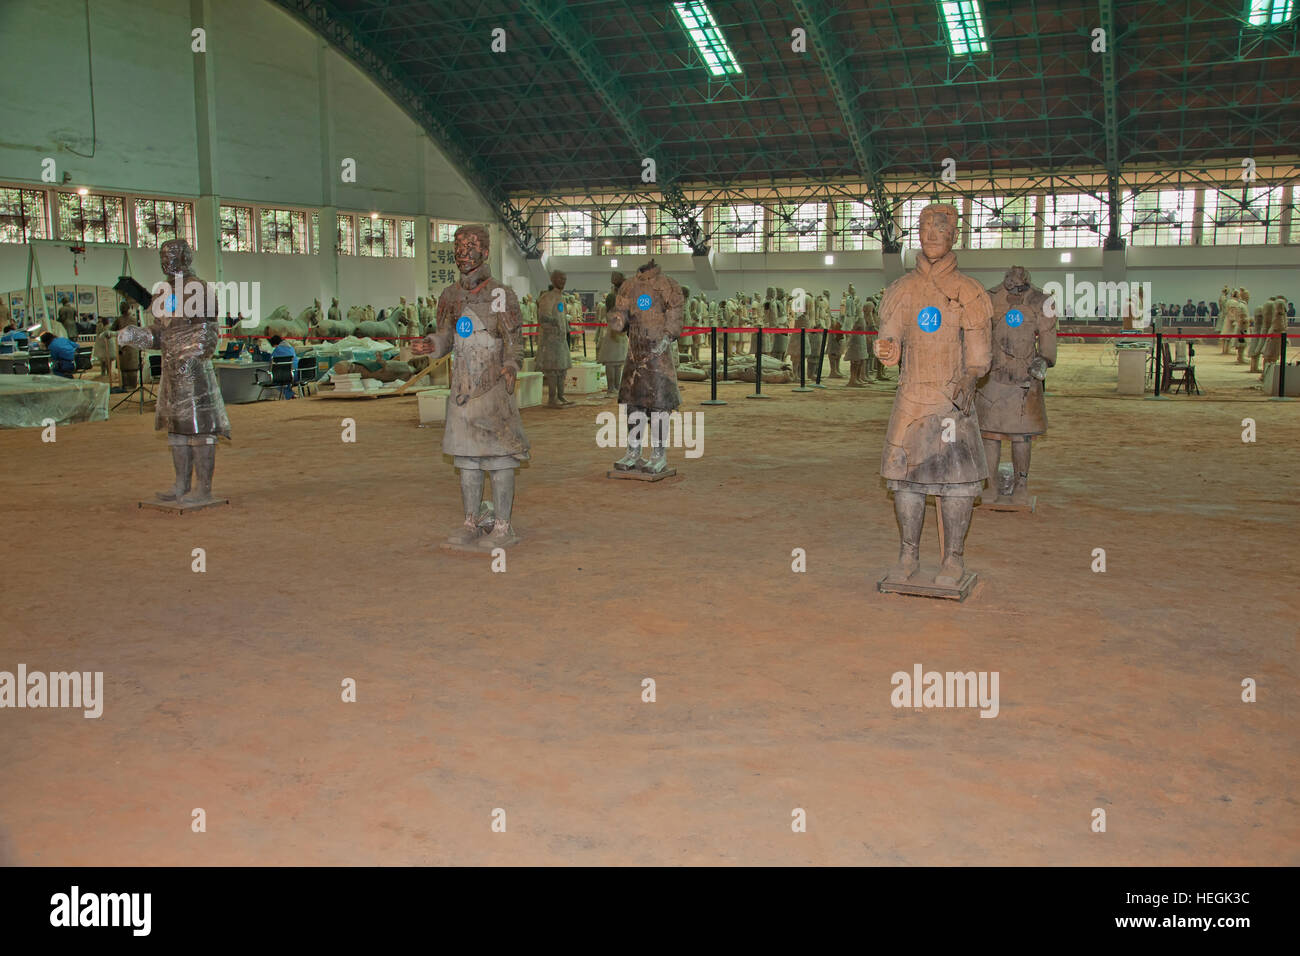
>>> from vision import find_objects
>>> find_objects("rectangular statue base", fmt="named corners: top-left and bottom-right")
top-left (138, 498), bottom-right (230, 514)
top-left (606, 468), bottom-right (676, 482)
top-left (877, 570), bottom-right (978, 602)
top-left (982, 496), bottom-right (1037, 514)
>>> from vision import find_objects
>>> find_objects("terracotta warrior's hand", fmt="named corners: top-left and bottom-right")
top-left (502, 365), bottom-right (517, 393)
top-left (409, 335), bottom-right (436, 355)
top-left (651, 336), bottom-right (672, 356)
top-left (950, 375), bottom-right (978, 414)
top-left (874, 336), bottom-right (900, 364)
top-left (1029, 355), bottom-right (1049, 381)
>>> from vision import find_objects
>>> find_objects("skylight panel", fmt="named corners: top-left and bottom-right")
top-left (1246, 0), bottom-right (1294, 27)
top-left (939, 1), bottom-right (989, 56)
top-left (672, 2), bottom-right (742, 76)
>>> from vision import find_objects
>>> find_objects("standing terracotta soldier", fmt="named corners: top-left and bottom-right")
top-left (607, 259), bottom-right (684, 474)
top-left (845, 294), bottom-right (872, 387)
top-left (117, 239), bottom-right (231, 505)
top-left (1217, 285), bottom-right (1232, 354)
top-left (770, 287), bottom-right (789, 361)
top-left (1247, 299), bottom-right (1267, 373)
top-left (874, 204), bottom-right (993, 587)
top-left (328, 296), bottom-right (342, 328)
top-left (595, 271), bottom-right (628, 395)
top-left (1260, 297), bottom-right (1287, 380)
top-left (418, 295), bottom-right (435, 334)
top-left (113, 300), bottom-right (142, 388)
top-left (410, 225), bottom-right (530, 548)
top-left (977, 266), bottom-right (1056, 506)
top-left (535, 271), bottom-right (573, 407)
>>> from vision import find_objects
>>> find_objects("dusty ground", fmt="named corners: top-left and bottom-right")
top-left (0, 344), bottom-right (1296, 866)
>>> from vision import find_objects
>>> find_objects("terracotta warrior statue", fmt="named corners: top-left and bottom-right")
top-left (976, 266), bottom-right (1056, 506)
top-left (1260, 297), bottom-right (1287, 380)
top-left (535, 270), bottom-right (573, 407)
top-left (1229, 289), bottom-right (1251, 363)
top-left (874, 204), bottom-right (992, 586)
top-left (410, 225), bottom-right (530, 548)
top-left (117, 239), bottom-right (231, 505)
top-left (606, 259), bottom-right (684, 474)
top-left (1217, 285), bottom-right (1232, 354)
top-left (1247, 299), bottom-right (1267, 373)
top-left (595, 270), bottom-right (628, 395)
top-left (845, 295), bottom-right (874, 387)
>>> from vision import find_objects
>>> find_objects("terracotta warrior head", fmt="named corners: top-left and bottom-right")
top-left (611, 271), bottom-right (624, 290)
top-left (847, 283), bottom-right (856, 295)
top-left (1003, 266), bottom-right (1031, 293)
top-left (822, 289), bottom-right (830, 298)
top-left (453, 224), bottom-right (490, 276)
top-left (765, 286), bottom-right (775, 300)
top-left (159, 238), bottom-right (195, 277)
top-left (917, 203), bottom-right (959, 261)
top-left (681, 286), bottom-right (691, 299)
top-left (549, 269), bottom-right (567, 291)
top-left (332, 297), bottom-right (338, 305)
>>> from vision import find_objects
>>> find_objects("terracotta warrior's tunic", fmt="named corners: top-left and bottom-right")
top-left (607, 263), bottom-right (683, 411)
top-left (534, 287), bottom-right (571, 372)
top-left (124, 278), bottom-right (231, 439)
top-left (427, 262), bottom-right (530, 468)
top-left (878, 252), bottom-right (992, 494)
top-left (976, 282), bottom-right (1056, 439)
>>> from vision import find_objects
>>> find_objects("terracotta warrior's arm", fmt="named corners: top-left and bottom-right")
top-left (606, 284), bottom-right (631, 334)
top-left (951, 287), bottom-right (994, 411)
top-left (873, 284), bottom-right (903, 365)
top-left (500, 290), bottom-right (522, 374)
top-left (1035, 308), bottom-right (1058, 377)
top-left (652, 283), bottom-right (685, 355)
top-left (412, 292), bottom-right (456, 357)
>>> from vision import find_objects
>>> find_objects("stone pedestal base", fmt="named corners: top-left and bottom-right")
top-left (878, 569), bottom-right (978, 602)
top-left (606, 468), bottom-right (676, 482)
top-left (138, 498), bottom-right (230, 514)
top-left (981, 496), bottom-right (1037, 514)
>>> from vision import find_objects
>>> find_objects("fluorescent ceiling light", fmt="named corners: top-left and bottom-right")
top-left (1247, 0), bottom-right (1294, 27)
top-left (672, 2), bottom-right (742, 76)
top-left (824, 255), bottom-right (834, 265)
top-left (938, 1), bottom-right (989, 56)
top-left (610, 258), bottom-right (618, 267)
top-left (1060, 253), bottom-right (1072, 263)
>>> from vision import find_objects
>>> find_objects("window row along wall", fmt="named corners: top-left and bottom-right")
top-left (534, 185), bottom-right (1300, 258)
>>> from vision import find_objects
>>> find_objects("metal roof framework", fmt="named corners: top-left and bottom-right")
top-left (269, 0), bottom-right (1300, 253)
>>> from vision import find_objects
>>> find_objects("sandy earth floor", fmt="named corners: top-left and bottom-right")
top-left (0, 344), bottom-right (1296, 866)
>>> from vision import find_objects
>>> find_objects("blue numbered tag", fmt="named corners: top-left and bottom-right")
top-left (166, 294), bottom-right (177, 313)
top-left (557, 302), bottom-right (564, 312)
top-left (636, 293), bottom-right (652, 310)
top-left (456, 315), bottom-right (473, 338)
top-left (1005, 308), bottom-right (1024, 328)
top-left (917, 306), bottom-right (942, 333)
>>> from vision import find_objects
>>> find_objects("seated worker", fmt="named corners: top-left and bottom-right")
top-left (1, 324), bottom-right (28, 353)
top-left (268, 334), bottom-right (298, 398)
top-left (40, 331), bottom-right (78, 378)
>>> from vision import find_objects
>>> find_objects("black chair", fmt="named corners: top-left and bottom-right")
top-left (254, 357), bottom-right (296, 400)
top-left (26, 354), bottom-right (51, 375)
top-left (295, 356), bottom-right (319, 397)
top-left (1161, 340), bottom-right (1199, 396)
top-left (74, 346), bottom-right (94, 377)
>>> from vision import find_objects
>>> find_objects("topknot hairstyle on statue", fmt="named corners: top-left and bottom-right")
top-left (918, 203), bottom-right (959, 238)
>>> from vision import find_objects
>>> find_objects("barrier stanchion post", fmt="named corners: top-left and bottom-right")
top-left (722, 330), bottom-right (729, 383)
top-left (747, 324), bottom-right (771, 399)
top-left (793, 327), bottom-right (813, 392)
top-left (813, 328), bottom-right (829, 388)
top-left (1274, 330), bottom-right (1289, 400)
top-left (1153, 331), bottom-right (1162, 397)
top-left (582, 320), bottom-right (588, 359)
top-left (702, 326), bottom-right (725, 405)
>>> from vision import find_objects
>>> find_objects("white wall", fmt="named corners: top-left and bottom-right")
top-left (0, 0), bottom-right (496, 313)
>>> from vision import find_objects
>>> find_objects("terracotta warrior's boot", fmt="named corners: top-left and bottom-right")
top-left (180, 443), bottom-right (216, 505)
top-left (936, 495), bottom-right (975, 586)
top-left (983, 437), bottom-right (1006, 502)
top-left (829, 355), bottom-right (844, 379)
top-left (448, 469), bottom-right (485, 545)
top-left (886, 490), bottom-right (925, 583)
top-left (157, 444), bottom-right (193, 501)
top-left (1009, 440), bottom-right (1032, 506)
top-left (555, 375), bottom-right (574, 406)
top-left (480, 467), bottom-right (520, 548)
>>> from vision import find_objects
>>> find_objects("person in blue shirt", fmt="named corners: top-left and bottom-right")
top-left (40, 332), bottom-right (78, 378)
top-left (268, 334), bottom-right (298, 398)
top-left (1, 324), bottom-right (28, 354)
